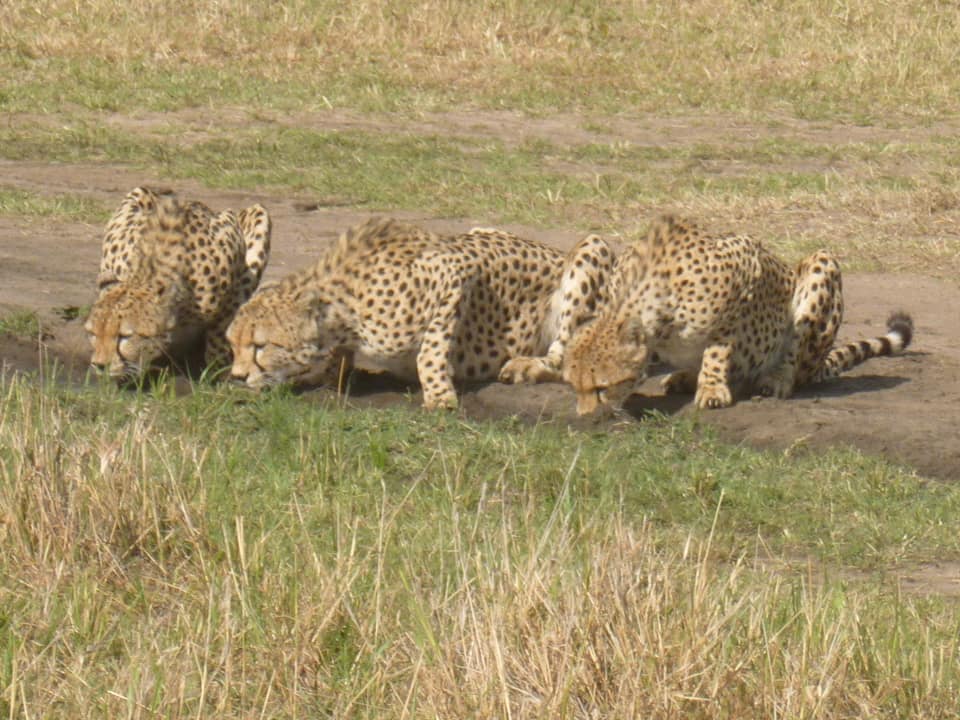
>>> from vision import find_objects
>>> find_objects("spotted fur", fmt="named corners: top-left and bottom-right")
top-left (563, 215), bottom-right (913, 414)
top-left (84, 187), bottom-right (271, 380)
top-left (226, 217), bottom-right (616, 409)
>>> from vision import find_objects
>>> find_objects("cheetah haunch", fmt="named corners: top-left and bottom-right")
top-left (84, 187), bottom-right (271, 381)
top-left (227, 217), bottom-right (615, 409)
top-left (563, 215), bottom-right (913, 415)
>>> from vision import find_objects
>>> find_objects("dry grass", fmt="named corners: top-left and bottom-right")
top-left (2, 375), bottom-right (960, 718)
top-left (4, 0), bottom-right (960, 116)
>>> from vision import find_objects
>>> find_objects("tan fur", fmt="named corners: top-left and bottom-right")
top-left (226, 218), bottom-right (617, 409)
top-left (84, 187), bottom-right (271, 380)
top-left (563, 215), bottom-right (913, 414)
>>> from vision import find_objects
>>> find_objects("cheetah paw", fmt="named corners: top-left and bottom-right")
top-left (423, 392), bottom-right (459, 411)
top-left (694, 383), bottom-right (734, 409)
top-left (498, 357), bottom-right (561, 384)
top-left (755, 373), bottom-right (794, 399)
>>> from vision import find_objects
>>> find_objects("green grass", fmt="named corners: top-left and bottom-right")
top-left (0, 309), bottom-right (40, 337)
top-left (5, 118), bottom-right (958, 273)
top-left (0, 187), bottom-right (109, 222)
top-left (1, 372), bottom-right (959, 717)
top-left (0, 122), bottom-right (938, 221)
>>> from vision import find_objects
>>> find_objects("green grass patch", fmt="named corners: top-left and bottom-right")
top-left (0, 309), bottom-right (40, 337)
top-left (0, 123), bottom-right (931, 225)
top-left (0, 187), bottom-right (109, 222)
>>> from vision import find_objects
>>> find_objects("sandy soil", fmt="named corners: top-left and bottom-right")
top-left (0, 150), bottom-right (954, 487)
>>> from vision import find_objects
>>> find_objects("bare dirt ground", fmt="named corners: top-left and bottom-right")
top-left (0, 115), bottom-right (957, 486)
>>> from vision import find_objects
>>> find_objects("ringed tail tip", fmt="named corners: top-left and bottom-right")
top-left (886, 311), bottom-right (913, 352)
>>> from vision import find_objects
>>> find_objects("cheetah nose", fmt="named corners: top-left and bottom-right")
top-left (90, 360), bottom-right (107, 373)
top-left (229, 366), bottom-right (248, 383)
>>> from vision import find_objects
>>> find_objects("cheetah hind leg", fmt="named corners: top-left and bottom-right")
top-left (499, 234), bottom-right (616, 385)
top-left (202, 327), bottom-right (234, 380)
top-left (202, 303), bottom-right (246, 380)
top-left (758, 250), bottom-right (843, 397)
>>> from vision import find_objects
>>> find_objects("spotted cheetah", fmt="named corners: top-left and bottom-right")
top-left (84, 187), bottom-right (271, 380)
top-left (226, 217), bottom-right (615, 409)
top-left (563, 215), bottom-right (913, 415)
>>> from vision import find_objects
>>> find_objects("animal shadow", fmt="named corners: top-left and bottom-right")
top-left (620, 392), bottom-right (690, 419)
top-left (619, 372), bottom-right (911, 419)
top-left (792, 374), bottom-right (909, 399)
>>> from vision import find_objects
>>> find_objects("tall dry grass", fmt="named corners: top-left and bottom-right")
top-left (2, 374), bottom-right (959, 718)
top-left (3, 0), bottom-right (960, 114)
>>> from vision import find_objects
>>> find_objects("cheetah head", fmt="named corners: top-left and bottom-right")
top-left (562, 316), bottom-right (649, 415)
top-left (226, 287), bottom-right (346, 390)
top-left (84, 273), bottom-right (187, 381)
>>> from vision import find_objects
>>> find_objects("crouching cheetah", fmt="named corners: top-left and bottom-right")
top-left (84, 187), bottom-right (271, 381)
top-left (563, 215), bottom-right (913, 415)
top-left (226, 217), bottom-right (615, 409)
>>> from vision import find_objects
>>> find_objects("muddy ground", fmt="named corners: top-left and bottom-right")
top-left (0, 135), bottom-right (956, 484)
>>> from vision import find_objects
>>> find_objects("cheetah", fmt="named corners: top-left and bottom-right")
top-left (226, 217), bottom-right (615, 409)
top-left (84, 186), bottom-right (271, 381)
top-left (563, 215), bottom-right (913, 415)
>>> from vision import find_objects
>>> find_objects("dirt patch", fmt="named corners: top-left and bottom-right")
top-left (14, 107), bottom-right (960, 150)
top-left (1, 164), bottom-right (955, 482)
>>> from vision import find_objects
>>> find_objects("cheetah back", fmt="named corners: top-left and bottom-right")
top-left (565, 215), bottom-right (911, 413)
top-left (227, 218), bottom-right (570, 408)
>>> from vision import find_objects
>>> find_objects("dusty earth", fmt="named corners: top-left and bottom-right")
top-left (0, 115), bottom-right (957, 489)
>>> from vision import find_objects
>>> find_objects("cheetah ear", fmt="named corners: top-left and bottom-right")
top-left (293, 289), bottom-right (329, 343)
top-left (617, 316), bottom-right (643, 346)
top-left (96, 271), bottom-right (119, 290)
top-left (156, 274), bottom-right (188, 303)
top-left (300, 316), bottom-right (322, 344)
top-left (162, 309), bottom-right (178, 332)
top-left (617, 317), bottom-right (648, 363)
top-left (297, 287), bottom-right (327, 310)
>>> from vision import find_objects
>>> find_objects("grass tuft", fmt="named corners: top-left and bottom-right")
top-left (0, 310), bottom-right (41, 337)
top-left (0, 187), bottom-right (109, 222)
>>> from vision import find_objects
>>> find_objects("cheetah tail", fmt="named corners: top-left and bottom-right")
top-left (817, 311), bottom-right (913, 381)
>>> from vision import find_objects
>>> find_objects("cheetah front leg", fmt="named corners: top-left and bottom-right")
top-left (203, 312), bottom-right (236, 378)
top-left (237, 204), bottom-right (272, 299)
top-left (499, 234), bottom-right (616, 384)
top-left (694, 343), bottom-right (735, 409)
top-left (417, 279), bottom-right (464, 410)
